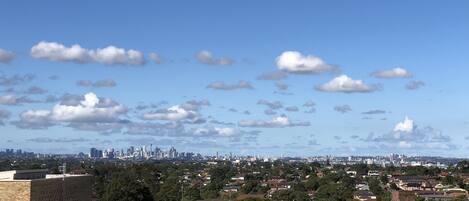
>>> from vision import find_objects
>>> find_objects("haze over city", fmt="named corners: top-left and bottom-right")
top-left (1, 0), bottom-right (468, 157)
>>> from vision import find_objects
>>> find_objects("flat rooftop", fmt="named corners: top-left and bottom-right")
top-left (0, 169), bottom-right (90, 181)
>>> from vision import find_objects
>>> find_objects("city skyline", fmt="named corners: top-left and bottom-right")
top-left (1, 1), bottom-right (469, 157)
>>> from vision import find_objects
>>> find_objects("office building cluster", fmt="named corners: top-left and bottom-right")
top-left (89, 145), bottom-right (202, 160)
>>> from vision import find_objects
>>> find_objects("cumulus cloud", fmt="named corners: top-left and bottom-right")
top-left (207, 81), bottom-right (253, 90)
top-left (0, 94), bottom-right (17, 105)
top-left (406, 80), bottom-right (425, 90)
top-left (196, 50), bottom-right (233, 65)
top-left (180, 100), bottom-right (210, 111)
top-left (371, 67), bottom-right (412, 78)
top-left (13, 92), bottom-right (127, 129)
top-left (315, 75), bottom-right (377, 93)
top-left (77, 79), bottom-right (117, 88)
top-left (238, 116), bottom-right (310, 128)
top-left (0, 94), bottom-right (37, 105)
top-left (257, 99), bottom-right (283, 110)
top-left (393, 116), bottom-right (414, 133)
top-left (0, 48), bottom-right (15, 64)
top-left (364, 116), bottom-right (453, 150)
top-left (192, 127), bottom-right (239, 137)
top-left (148, 52), bottom-right (164, 64)
top-left (334, 105), bottom-right (352, 113)
top-left (257, 71), bottom-right (288, 80)
top-left (276, 51), bottom-right (335, 74)
top-left (0, 74), bottom-right (35, 86)
top-left (142, 100), bottom-right (208, 124)
top-left (13, 110), bottom-right (54, 129)
top-left (143, 105), bottom-right (198, 121)
top-left (30, 41), bottom-right (145, 66)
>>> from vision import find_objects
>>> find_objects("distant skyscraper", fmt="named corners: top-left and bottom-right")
top-left (169, 147), bottom-right (177, 159)
top-left (89, 148), bottom-right (103, 158)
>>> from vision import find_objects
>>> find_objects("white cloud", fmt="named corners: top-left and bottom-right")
top-left (50, 92), bottom-right (126, 122)
top-left (0, 94), bottom-right (17, 105)
top-left (393, 116), bottom-right (414, 133)
top-left (13, 92), bottom-right (127, 129)
top-left (276, 51), bottom-right (334, 74)
top-left (315, 75), bottom-right (377, 93)
top-left (193, 127), bottom-right (237, 137)
top-left (196, 50), bottom-right (233, 65)
top-left (30, 41), bottom-right (145, 66)
top-left (14, 110), bottom-right (53, 129)
top-left (371, 67), bottom-right (412, 78)
top-left (238, 116), bottom-right (310, 128)
top-left (0, 48), bottom-right (15, 64)
top-left (0, 94), bottom-right (37, 105)
top-left (364, 116), bottom-right (453, 150)
top-left (143, 105), bottom-right (196, 121)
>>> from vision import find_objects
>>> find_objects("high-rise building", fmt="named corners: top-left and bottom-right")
top-left (169, 147), bottom-right (178, 159)
top-left (89, 148), bottom-right (103, 158)
top-left (0, 169), bottom-right (92, 201)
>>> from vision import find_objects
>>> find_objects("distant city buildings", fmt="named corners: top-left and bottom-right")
top-left (0, 147), bottom-right (461, 168)
top-left (88, 145), bottom-right (201, 160)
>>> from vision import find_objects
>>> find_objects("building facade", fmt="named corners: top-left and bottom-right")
top-left (0, 170), bottom-right (92, 201)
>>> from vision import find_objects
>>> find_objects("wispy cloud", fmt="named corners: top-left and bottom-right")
top-left (0, 48), bottom-right (15, 64)
top-left (371, 67), bottom-right (412, 78)
top-left (207, 81), bottom-right (253, 90)
top-left (196, 50), bottom-right (233, 65)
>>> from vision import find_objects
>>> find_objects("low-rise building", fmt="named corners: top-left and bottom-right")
top-left (0, 169), bottom-right (92, 201)
top-left (354, 190), bottom-right (377, 201)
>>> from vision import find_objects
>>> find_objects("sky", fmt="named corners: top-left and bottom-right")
top-left (0, 0), bottom-right (468, 157)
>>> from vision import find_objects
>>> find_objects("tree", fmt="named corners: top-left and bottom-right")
top-left (183, 186), bottom-right (201, 201)
top-left (315, 183), bottom-right (353, 201)
top-left (305, 176), bottom-right (320, 191)
top-left (271, 190), bottom-right (309, 201)
top-left (242, 180), bottom-right (258, 194)
top-left (102, 172), bottom-right (154, 201)
top-left (380, 175), bottom-right (389, 184)
top-left (390, 183), bottom-right (400, 190)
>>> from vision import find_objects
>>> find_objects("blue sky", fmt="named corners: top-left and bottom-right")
top-left (0, 0), bottom-right (468, 156)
